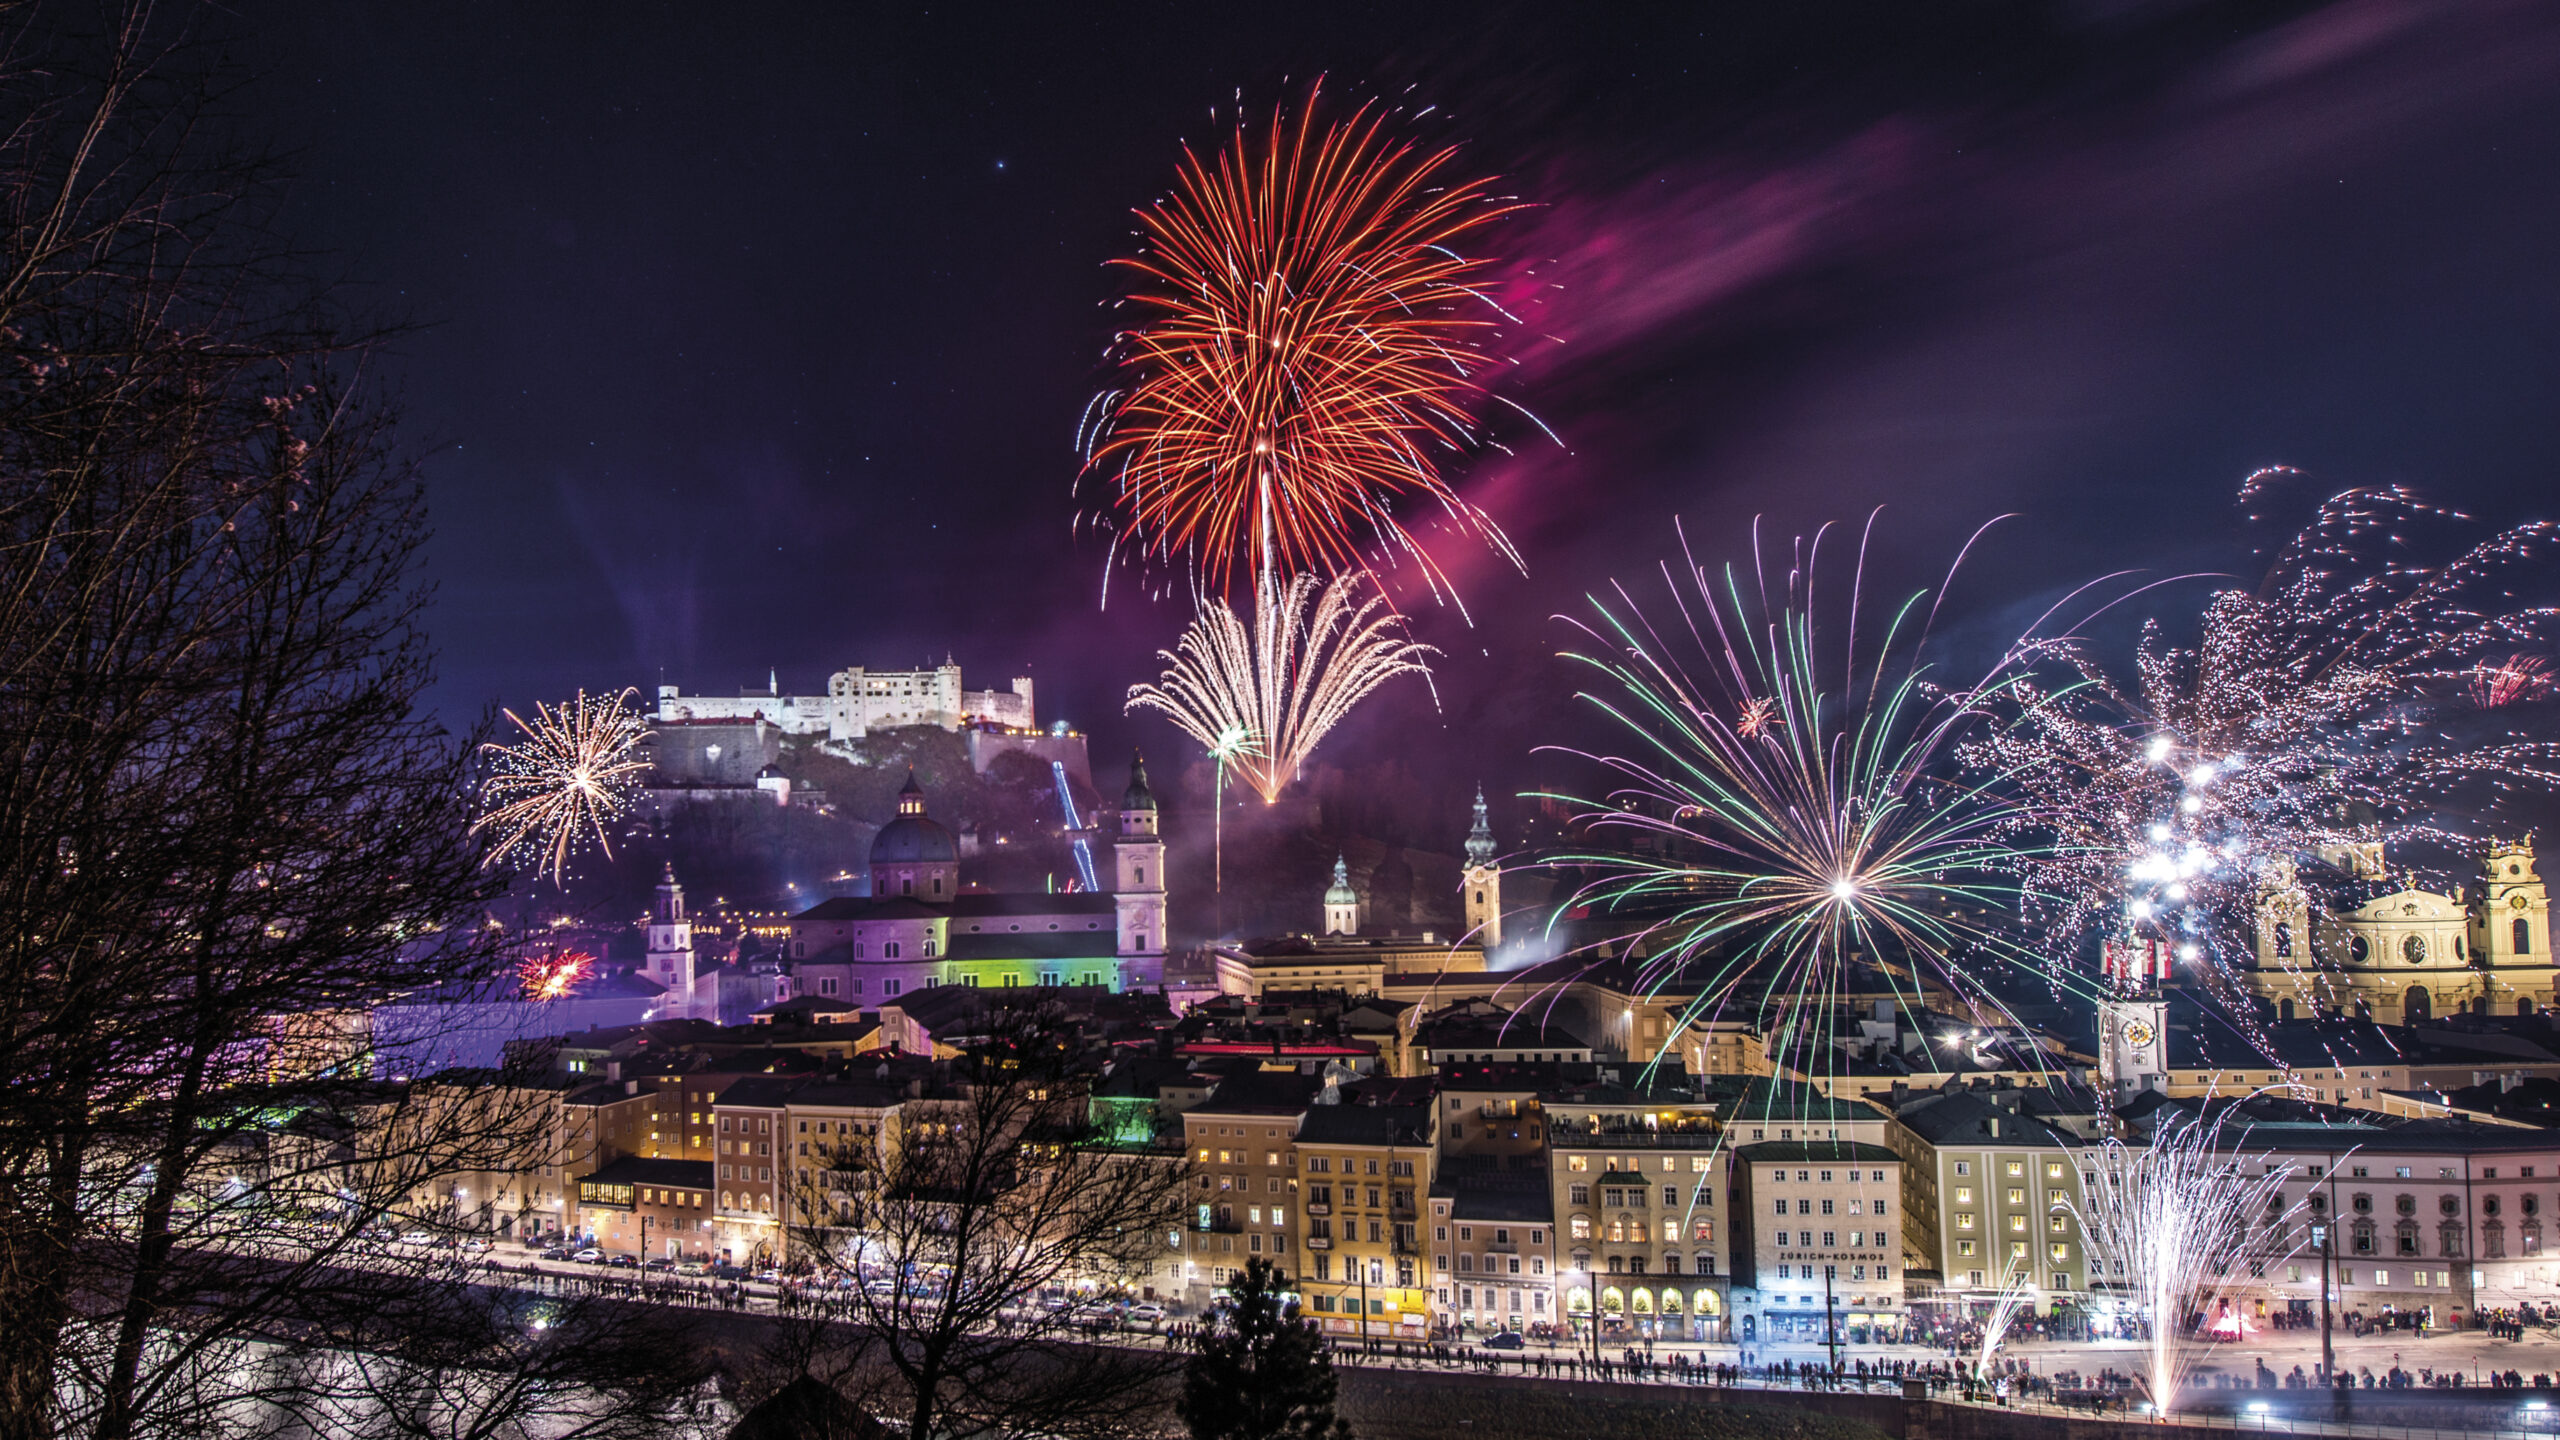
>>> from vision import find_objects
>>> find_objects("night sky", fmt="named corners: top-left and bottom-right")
top-left (240, 1), bottom-right (2560, 820)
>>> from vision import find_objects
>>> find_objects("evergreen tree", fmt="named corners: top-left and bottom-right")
top-left (1178, 1258), bottom-right (1353, 1440)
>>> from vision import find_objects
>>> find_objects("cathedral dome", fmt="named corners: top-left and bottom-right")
top-left (871, 770), bottom-right (958, 866)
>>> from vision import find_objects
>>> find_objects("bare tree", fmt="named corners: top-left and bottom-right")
top-left (776, 1004), bottom-right (1189, 1440)
top-left (0, 8), bottom-right (689, 1439)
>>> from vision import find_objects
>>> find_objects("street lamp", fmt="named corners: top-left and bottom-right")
top-left (1824, 1264), bottom-right (1841, 1373)
top-left (2314, 1217), bottom-right (2341, 1418)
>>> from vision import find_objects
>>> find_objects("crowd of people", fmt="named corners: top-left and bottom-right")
top-left (479, 1253), bottom-right (2560, 1408)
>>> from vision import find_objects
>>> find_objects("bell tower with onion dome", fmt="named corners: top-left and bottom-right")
top-left (1462, 785), bottom-right (1502, 948)
top-left (1113, 752), bottom-right (1165, 982)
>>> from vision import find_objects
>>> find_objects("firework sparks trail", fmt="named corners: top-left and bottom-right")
top-left (1960, 479), bottom-right (2560, 1025)
top-left (1204, 722), bottom-right (1261, 905)
top-left (2471, 654), bottom-right (2551, 709)
top-left (2064, 1108), bottom-right (2319, 1418)
top-left (1126, 573), bottom-right (1435, 805)
top-left (471, 689), bottom-right (653, 888)
top-left (518, 948), bottom-right (596, 1002)
top-left (1974, 1273), bottom-right (2036, 1395)
top-left (1084, 85), bottom-right (1533, 603)
top-left (1530, 514), bottom-right (2089, 1070)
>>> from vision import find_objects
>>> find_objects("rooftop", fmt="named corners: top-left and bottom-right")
top-left (1296, 1102), bottom-right (1433, 1149)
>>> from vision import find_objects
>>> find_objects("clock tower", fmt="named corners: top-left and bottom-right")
top-left (2474, 838), bottom-right (2553, 1014)
top-left (2098, 996), bottom-right (2167, 1097)
top-left (1113, 752), bottom-right (1166, 987)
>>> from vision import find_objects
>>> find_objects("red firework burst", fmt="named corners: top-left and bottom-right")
top-left (1084, 87), bottom-right (1528, 599)
top-left (518, 948), bottom-right (594, 1002)
top-left (2470, 654), bottom-right (2550, 708)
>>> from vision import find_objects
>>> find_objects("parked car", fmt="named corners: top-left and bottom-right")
top-left (675, 1262), bottom-right (709, 1277)
top-left (1126, 1303), bottom-right (1167, 1325)
top-left (710, 1263), bottom-right (746, 1281)
top-left (644, 1257), bottom-right (676, 1272)
top-left (571, 1248), bottom-right (604, 1264)
top-left (607, 1254), bottom-right (639, 1269)
top-left (540, 1245), bottom-right (570, 1261)
top-left (398, 1231), bottom-right (433, 1246)
top-left (1485, 1331), bottom-right (1527, 1351)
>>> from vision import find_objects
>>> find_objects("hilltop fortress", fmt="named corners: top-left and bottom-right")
top-left (656, 660), bottom-right (1033, 741)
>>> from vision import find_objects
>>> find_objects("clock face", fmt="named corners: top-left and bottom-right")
top-left (2515, 893), bottom-right (2532, 911)
top-left (2124, 1019), bottom-right (2156, 1050)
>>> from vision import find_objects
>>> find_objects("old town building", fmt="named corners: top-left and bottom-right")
top-left (1732, 1140), bottom-right (1907, 1346)
top-left (1294, 1101), bottom-right (1435, 1337)
top-left (1175, 1073), bottom-right (1317, 1311)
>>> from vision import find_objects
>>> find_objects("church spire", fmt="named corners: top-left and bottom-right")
top-left (1323, 854), bottom-right (1360, 936)
top-left (1465, 785), bottom-right (1496, 866)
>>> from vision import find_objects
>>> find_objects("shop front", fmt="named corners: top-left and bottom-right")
top-left (1565, 1282), bottom-right (1727, 1342)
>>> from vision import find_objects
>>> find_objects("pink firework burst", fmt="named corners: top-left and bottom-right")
top-left (2470, 654), bottom-right (2551, 709)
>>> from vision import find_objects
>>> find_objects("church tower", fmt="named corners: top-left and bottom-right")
top-left (2475, 837), bottom-right (2553, 1013)
top-left (646, 862), bottom-right (696, 1014)
top-left (1323, 855), bottom-right (1360, 936)
top-left (1462, 785), bottom-right (1502, 948)
top-left (2096, 994), bottom-right (2167, 1098)
top-left (2254, 856), bottom-right (2311, 972)
top-left (1113, 752), bottom-right (1165, 968)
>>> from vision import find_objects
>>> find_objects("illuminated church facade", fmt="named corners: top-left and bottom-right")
top-left (2250, 837), bottom-right (2552, 1024)
top-left (773, 755), bottom-right (1168, 1003)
